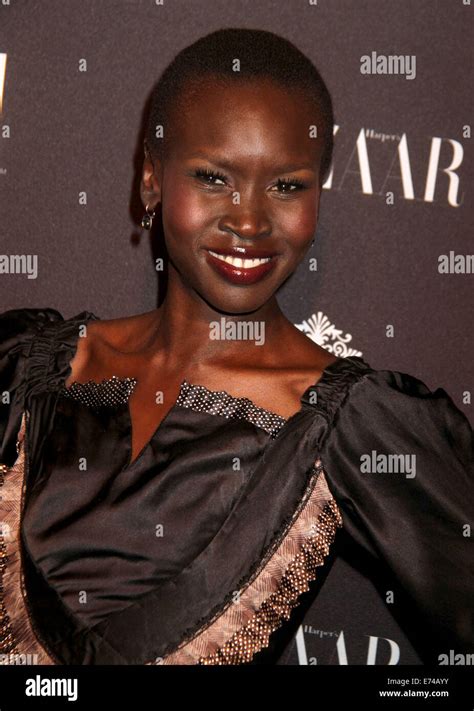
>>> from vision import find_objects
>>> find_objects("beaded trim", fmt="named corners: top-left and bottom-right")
top-left (0, 413), bottom-right (55, 664)
top-left (147, 461), bottom-right (342, 665)
top-left (59, 375), bottom-right (137, 410)
top-left (0, 463), bottom-right (15, 655)
top-left (59, 376), bottom-right (287, 439)
top-left (177, 380), bottom-right (287, 439)
top-left (0, 413), bottom-right (340, 666)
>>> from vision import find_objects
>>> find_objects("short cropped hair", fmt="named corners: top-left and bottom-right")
top-left (144, 28), bottom-right (334, 185)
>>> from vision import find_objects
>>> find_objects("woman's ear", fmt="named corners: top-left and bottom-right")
top-left (140, 147), bottom-right (162, 209)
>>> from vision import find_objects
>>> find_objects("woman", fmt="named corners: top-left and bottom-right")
top-left (0, 28), bottom-right (472, 666)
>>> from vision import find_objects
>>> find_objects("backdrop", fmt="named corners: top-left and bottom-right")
top-left (0, 0), bottom-right (472, 666)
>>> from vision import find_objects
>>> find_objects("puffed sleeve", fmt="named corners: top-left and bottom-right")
top-left (0, 307), bottom-right (64, 467)
top-left (319, 368), bottom-right (474, 662)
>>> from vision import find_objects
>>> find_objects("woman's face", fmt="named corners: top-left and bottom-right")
top-left (145, 77), bottom-right (324, 315)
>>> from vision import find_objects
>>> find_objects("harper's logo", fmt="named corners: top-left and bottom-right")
top-left (25, 675), bottom-right (78, 701)
top-left (365, 129), bottom-right (402, 143)
top-left (0, 52), bottom-right (6, 114)
top-left (323, 125), bottom-right (466, 207)
top-left (295, 627), bottom-right (401, 665)
top-left (295, 312), bottom-right (362, 358)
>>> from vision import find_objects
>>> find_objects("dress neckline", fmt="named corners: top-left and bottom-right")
top-left (56, 311), bottom-right (369, 469)
top-left (20, 324), bottom-right (374, 664)
top-left (59, 375), bottom-right (290, 468)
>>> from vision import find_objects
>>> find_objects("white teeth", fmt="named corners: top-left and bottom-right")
top-left (208, 250), bottom-right (272, 268)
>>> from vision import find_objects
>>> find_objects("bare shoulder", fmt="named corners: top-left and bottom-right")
top-left (224, 321), bottom-right (341, 419)
top-left (86, 308), bottom-right (160, 348)
top-left (269, 325), bottom-right (340, 415)
top-left (277, 319), bottom-right (339, 372)
top-left (66, 308), bottom-right (161, 385)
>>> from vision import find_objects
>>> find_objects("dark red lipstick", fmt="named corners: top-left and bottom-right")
top-left (203, 246), bottom-right (278, 285)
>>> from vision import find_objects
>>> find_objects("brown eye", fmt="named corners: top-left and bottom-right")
top-left (194, 168), bottom-right (228, 185)
top-left (275, 178), bottom-right (306, 193)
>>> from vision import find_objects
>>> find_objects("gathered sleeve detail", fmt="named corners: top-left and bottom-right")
top-left (313, 366), bottom-right (474, 659)
top-left (0, 307), bottom-right (98, 467)
top-left (26, 310), bottom-right (98, 398)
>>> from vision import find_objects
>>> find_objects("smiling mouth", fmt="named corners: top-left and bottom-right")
top-left (206, 250), bottom-right (272, 269)
top-left (204, 248), bottom-right (278, 285)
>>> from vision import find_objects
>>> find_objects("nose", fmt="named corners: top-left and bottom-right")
top-left (218, 188), bottom-right (272, 241)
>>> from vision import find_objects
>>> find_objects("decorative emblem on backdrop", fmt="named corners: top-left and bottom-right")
top-left (295, 312), bottom-right (362, 357)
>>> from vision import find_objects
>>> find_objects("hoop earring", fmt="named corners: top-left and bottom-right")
top-left (141, 204), bottom-right (155, 230)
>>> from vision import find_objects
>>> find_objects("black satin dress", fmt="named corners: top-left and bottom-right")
top-left (0, 308), bottom-right (473, 665)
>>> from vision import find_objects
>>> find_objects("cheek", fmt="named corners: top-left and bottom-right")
top-left (162, 177), bottom-right (320, 259)
top-left (161, 178), bottom-right (211, 247)
top-left (277, 193), bottom-right (319, 252)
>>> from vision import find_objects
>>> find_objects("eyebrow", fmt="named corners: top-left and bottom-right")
top-left (185, 152), bottom-right (317, 173)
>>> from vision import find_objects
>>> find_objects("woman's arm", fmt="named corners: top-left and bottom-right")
top-left (319, 368), bottom-right (474, 663)
top-left (0, 307), bottom-right (64, 466)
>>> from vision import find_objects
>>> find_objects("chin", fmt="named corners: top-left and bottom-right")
top-left (199, 291), bottom-right (272, 317)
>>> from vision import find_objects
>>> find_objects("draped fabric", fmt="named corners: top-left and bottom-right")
top-left (0, 308), bottom-right (472, 664)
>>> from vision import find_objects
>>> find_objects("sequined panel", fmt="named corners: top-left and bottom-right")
top-left (177, 380), bottom-right (287, 438)
top-left (148, 461), bottom-right (343, 665)
top-left (199, 497), bottom-right (341, 665)
top-left (0, 463), bottom-right (15, 655)
top-left (60, 376), bottom-right (287, 438)
top-left (59, 375), bottom-right (137, 410)
top-left (0, 412), bottom-right (55, 664)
